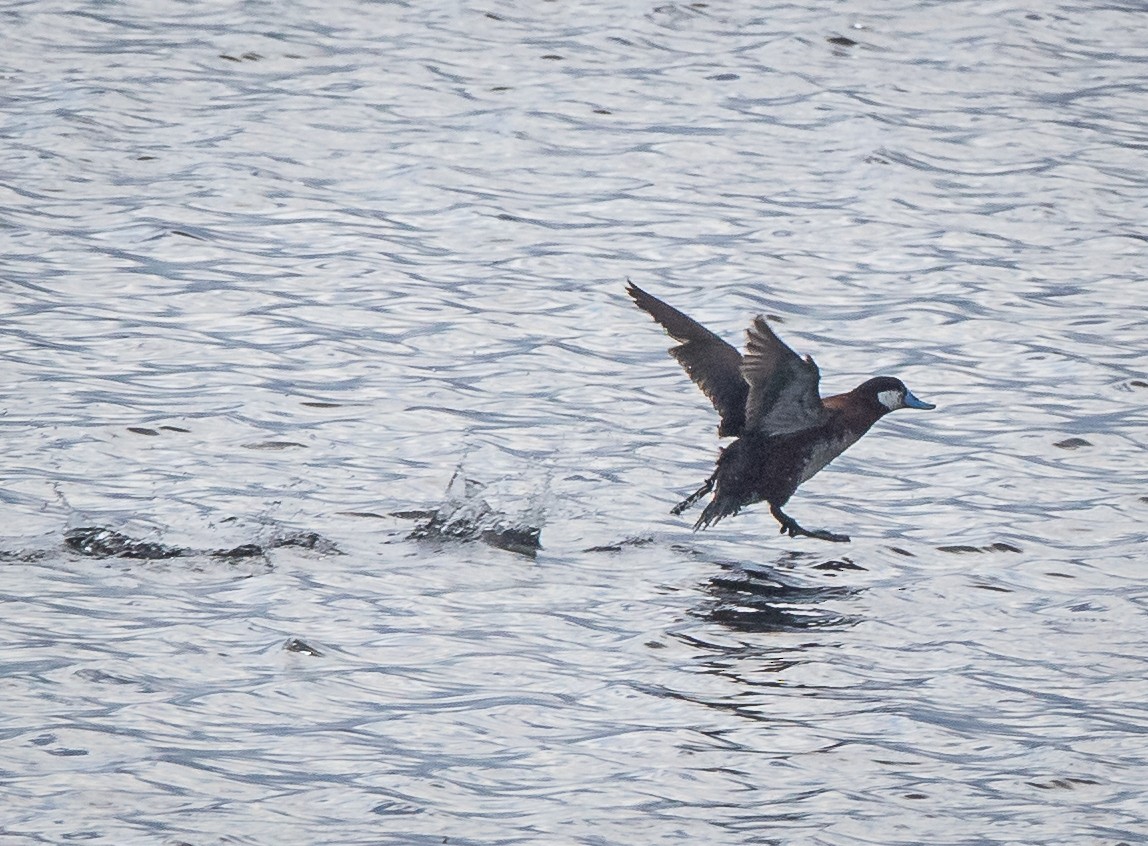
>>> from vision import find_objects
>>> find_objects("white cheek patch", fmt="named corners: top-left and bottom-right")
top-left (877, 389), bottom-right (902, 411)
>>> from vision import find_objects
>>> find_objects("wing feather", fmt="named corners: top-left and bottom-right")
top-left (627, 282), bottom-right (748, 437)
top-left (742, 316), bottom-right (827, 435)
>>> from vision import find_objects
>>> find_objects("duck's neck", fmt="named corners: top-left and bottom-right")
top-left (823, 387), bottom-right (890, 436)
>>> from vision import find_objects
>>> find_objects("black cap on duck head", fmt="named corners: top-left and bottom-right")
top-left (860, 376), bottom-right (936, 412)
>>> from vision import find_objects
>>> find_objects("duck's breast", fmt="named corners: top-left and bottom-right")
top-left (796, 431), bottom-right (862, 484)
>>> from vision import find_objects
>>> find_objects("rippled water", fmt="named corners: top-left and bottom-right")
top-left (3, 0), bottom-right (1147, 843)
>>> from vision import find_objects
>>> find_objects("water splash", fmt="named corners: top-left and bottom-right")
top-left (405, 466), bottom-right (545, 557)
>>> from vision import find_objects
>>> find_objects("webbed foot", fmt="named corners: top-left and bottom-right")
top-left (770, 504), bottom-right (850, 543)
top-left (796, 526), bottom-right (851, 543)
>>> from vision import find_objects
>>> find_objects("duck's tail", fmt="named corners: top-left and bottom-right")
top-left (692, 495), bottom-right (741, 531)
top-left (671, 477), bottom-right (713, 516)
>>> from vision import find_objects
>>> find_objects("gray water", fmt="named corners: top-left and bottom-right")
top-left (2, 0), bottom-right (1147, 843)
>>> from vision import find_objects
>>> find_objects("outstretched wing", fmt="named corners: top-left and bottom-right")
top-left (741, 316), bottom-right (827, 435)
top-left (627, 281), bottom-right (748, 437)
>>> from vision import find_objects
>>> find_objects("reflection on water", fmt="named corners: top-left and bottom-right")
top-left (698, 558), bottom-right (860, 633)
top-left (2, 0), bottom-right (1148, 843)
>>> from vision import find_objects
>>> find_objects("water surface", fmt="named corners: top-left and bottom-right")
top-left (2, 1), bottom-right (1147, 843)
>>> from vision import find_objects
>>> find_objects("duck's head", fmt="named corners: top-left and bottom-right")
top-left (863, 376), bottom-right (936, 412)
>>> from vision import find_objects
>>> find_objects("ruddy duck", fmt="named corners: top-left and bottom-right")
top-left (627, 282), bottom-right (935, 542)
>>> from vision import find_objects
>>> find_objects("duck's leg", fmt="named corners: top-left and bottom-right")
top-left (769, 503), bottom-right (850, 543)
top-left (671, 477), bottom-right (714, 515)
